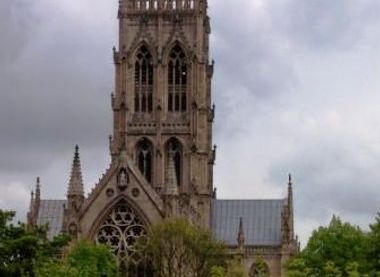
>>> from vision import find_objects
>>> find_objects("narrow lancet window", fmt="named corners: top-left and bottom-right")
top-left (136, 138), bottom-right (153, 183)
top-left (168, 45), bottom-right (187, 112)
top-left (135, 45), bottom-right (153, 113)
top-left (166, 138), bottom-right (182, 188)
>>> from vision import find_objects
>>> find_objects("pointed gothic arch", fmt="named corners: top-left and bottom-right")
top-left (165, 137), bottom-right (183, 188)
top-left (134, 45), bottom-right (154, 113)
top-left (94, 198), bottom-right (153, 276)
top-left (136, 137), bottom-right (153, 184)
top-left (167, 44), bottom-right (188, 112)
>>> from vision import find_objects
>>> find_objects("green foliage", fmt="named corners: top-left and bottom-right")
top-left (254, 257), bottom-right (270, 277)
top-left (367, 213), bottom-right (380, 274)
top-left (35, 240), bottom-right (119, 277)
top-left (67, 240), bottom-right (119, 277)
top-left (225, 259), bottom-right (245, 277)
top-left (0, 210), bottom-right (70, 277)
top-left (323, 261), bottom-right (342, 277)
top-left (286, 213), bottom-right (380, 277)
top-left (345, 262), bottom-right (360, 277)
top-left (211, 259), bottom-right (245, 277)
top-left (285, 258), bottom-right (311, 277)
top-left (140, 217), bottom-right (228, 277)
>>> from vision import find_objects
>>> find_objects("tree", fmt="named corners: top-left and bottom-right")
top-left (367, 213), bottom-right (380, 275)
top-left (285, 258), bottom-right (311, 277)
top-left (323, 261), bottom-right (342, 277)
top-left (286, 213), bottom-right (380, 277)
top-left (254, 257), bottom-right (270, 277)
top-left (0, 210), bottom-right (70, 277)
top-left (140, 218), bottom-right (227, 277)
top-left (35, 240), bottom-right (119, 277)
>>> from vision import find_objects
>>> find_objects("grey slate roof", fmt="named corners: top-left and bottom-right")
top-left (211, 199), bottom-right (284, 246)
top-left (36, 200), bottom-right (66, 240)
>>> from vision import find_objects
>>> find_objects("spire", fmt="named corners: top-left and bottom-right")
top-left (237, 217), bottom-right (245, 249)
top-left (166, 148), bottom-right (179, 195)
top-left (67, 145), bottom-right (84, 197)
top-left (286, 173), bottom-right (294, 241)
top-left (287, 173), bottom-right (293, 216)
top-left (32, 177), bottom-right (41, 225)
top-left (29, 190), bottom-right (34, 209)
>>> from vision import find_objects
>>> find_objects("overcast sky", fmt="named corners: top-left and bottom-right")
top-left (1, 0), bottom-right (380, 245)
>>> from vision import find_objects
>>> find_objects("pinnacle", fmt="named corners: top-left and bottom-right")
top-left (68, 145), bottom-right (84, 197)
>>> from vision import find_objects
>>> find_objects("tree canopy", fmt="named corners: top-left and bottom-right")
top-left (140, 217), bottom-right (228, 277)
top-left (286, 213), bottom-right (380, 277)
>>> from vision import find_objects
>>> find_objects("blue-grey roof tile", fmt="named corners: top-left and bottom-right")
top-left (211, 199), bottom-right (284, 246)
top-left (37, 200), bottom-right (66, 240)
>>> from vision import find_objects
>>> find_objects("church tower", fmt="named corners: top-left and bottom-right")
top-left (110, 0), bottom-right (215, 227)
top-left (26, 1), bottom-right (299, 275)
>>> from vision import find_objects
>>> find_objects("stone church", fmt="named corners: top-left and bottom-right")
top-left (27, 0), bottom-right (298, 276)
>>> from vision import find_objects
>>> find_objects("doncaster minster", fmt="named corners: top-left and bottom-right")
top-left (27, 0), bottom-right (298, 276)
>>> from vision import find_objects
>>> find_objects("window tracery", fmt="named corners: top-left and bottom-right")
top-left (135, 45), bottom-right (153, 113)
top-left (168, 45), bottom-right (187, 112)
top-left (95, 201), bottom-right (148, 267)
top-left (95, 201), bottom-right (146, 264)
top-left (136, 138), bottom-right (153, 183)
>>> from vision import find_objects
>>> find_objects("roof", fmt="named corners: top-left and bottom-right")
top-left (36, 200), bottom-right (66, 240)
top-left (211, 199), bottom-right (284, 246)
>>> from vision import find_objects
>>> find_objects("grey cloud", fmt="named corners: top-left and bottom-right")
top-left (269, 137), bottom-right (380, 222)
top-left (272, 0), bottom-right (380, 50)
top-left (0, 0), bottom-right (37, 64)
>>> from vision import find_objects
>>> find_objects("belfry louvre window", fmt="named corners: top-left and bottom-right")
top-left (168, 45), bottom-right (187, 112)
top-left (134, 45), bottom-right (153, 113)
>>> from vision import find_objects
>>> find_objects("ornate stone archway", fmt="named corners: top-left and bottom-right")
top-left (95, 199), bottom-right (153, 276)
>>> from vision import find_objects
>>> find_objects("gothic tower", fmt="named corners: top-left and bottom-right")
top-left (110, 0), bottom-right (215, 227)
top-left (26, 1), bottom-right (299, 275)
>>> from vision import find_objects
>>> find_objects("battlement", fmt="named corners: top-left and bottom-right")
top-left (120, 0), bottom-right (200, 15)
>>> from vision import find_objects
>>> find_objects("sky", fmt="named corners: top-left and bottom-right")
top-left (1, 0), bottom-right (380, 246)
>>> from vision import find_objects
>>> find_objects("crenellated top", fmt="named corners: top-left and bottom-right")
top-left (119, 0), bottom-right (205, 15)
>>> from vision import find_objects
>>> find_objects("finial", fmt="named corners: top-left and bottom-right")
top-left (75, 144), bottom-right (79, 157)
top-left (288, 173), bottom-right (292, 185)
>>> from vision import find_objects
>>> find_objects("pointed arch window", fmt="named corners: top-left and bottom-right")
top-left (166, 138), bottom-right (182, 187)
top-left (168, 45), bottom-right (187, 112)
top-left (135, 45), bottom-right (153, 113)
top-left (95, 200), bottom-right (153, 276)
top-left (136, 138), bottom-right (153, 183)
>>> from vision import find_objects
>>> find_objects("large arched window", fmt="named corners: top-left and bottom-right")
top-left (136, 138), bottom-right (153, 183)
top-left (135, 45), bottom-right (153, 113)
top-left (166, 138), bottom-right (182, 187)
top-left (95, 200), bottom-right (152, 276)
top-left (168, 45), bottom-right (187, 112)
